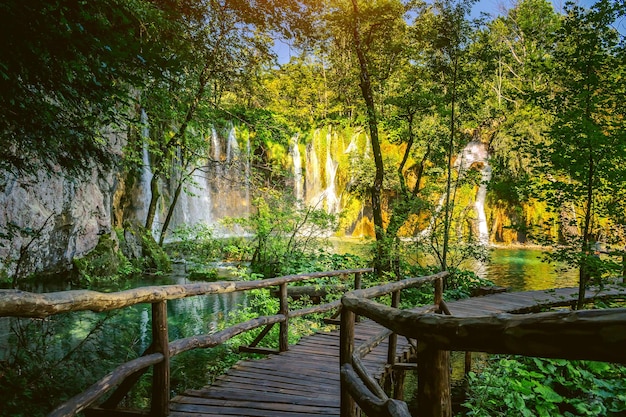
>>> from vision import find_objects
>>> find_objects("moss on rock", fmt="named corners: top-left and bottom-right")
top-left (73, 233), bottom-right (121, 282)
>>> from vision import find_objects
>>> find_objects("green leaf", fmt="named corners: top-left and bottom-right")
top-left (533, 384), bottom-right (564, 403)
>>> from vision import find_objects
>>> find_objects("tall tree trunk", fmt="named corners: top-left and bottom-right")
top-left (159, 173), bottom-right (185, 246)
top-left (576, 63), bottom-right (596, 311)
top-left (442, 56), bottom-right (458, 274)
top-left (145, 172), bottom-right (161, 232)
top-left (576, 144), bottom-right (595, 310)
top-left (350, 0), bottom-right (386, 275)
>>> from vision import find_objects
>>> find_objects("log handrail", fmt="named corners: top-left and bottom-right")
top-left (339, 271), bottom-right (449, 417)
top-left (339, 274), bottom-right (626, 417)
top-left (343, 295), bottom-right (626, 363)
top-left (0, 268), bottom-right (372, 318)
top-left (0, 268), bottom-right (373, 417)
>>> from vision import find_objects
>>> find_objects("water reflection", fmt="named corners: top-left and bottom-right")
top-left (0, 263), bottom-right (247, 361)
top-left (478, 248), bottom-right (578, 291)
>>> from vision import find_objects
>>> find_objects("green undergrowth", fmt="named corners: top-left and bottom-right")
top-left (460, 299), bottom-right (626, 417)
top-left (461, 356), bottom-right (626, 417)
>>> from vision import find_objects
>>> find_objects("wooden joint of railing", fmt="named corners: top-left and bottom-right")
top-left (354, 272), bottom-right (362, 323)
top-left (340, 363), bottom-right (411, 417)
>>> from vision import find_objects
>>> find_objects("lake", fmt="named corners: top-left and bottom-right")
top-left (477, 247), bottom-right (579, 291)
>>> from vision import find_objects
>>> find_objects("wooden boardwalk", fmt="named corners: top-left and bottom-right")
top-left (169, 285), bottom-right (626, 417)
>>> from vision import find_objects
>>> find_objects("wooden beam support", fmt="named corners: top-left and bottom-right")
top-left (340, 303), bottom-right (356, 417)
top-left (150, 301), bottom-right (169, 417)
top-left (278, 283), bottom-right (289, 352)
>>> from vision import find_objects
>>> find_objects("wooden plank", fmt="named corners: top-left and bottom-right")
top-left (183, 388), bottom-right (339, 406)
top-left (211, 375), bottom-right (339, 395)
top-left (172, 397), bottom-right (339, 414)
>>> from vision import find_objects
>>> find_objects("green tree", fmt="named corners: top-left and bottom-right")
top-left (467, 0), bottom-right (560, 244)
top-left (536, 1), bottom-right (626, 309)
top-left (410, 0), bottom-right (479, 273)
top-left (323, 0), bottom-right (415, 275)
top-left (0, 0), bottom-right (190, 176)
top-left (223, 188), bottom-right (337, 278)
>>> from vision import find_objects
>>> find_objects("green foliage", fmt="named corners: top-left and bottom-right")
top-left (187, 268), bottom-right (219, 282)
top-left (222, 188), bottom-right (338, 277)
top-left (167, 223), bottom-right (222, 263)
top-left (140, 232), bottom-right (171, 274)
top-left (462, 356), bottom-right (626, 417)
top-left (0, 0), bottom-right (187, 175)
top-left (0, 310), bottom-right (143, 417)
top-left (72, 233), bottom-right (141, 285)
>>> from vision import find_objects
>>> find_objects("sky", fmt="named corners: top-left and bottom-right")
top-left (471, 0), bottom-right (607, 18)
top-left (275, 0), bottom-right (625, 64)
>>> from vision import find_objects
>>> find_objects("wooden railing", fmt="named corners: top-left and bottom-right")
top-left (339, 274), bottom-right (626, 417)
top-left (0, 268), bottom-right (372, 417)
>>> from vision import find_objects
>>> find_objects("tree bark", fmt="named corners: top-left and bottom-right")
top-left (350, 0), bottom-right (386, 276)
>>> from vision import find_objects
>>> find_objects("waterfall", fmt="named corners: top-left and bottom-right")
top-left (305, 129), bottom-right (340, 214)
top-left (459, 141), bottom-right (491, 244)
top-left (475, 164), bottom-right (492, 245)
top-left (290, 134), bottom-right (304, 203)
top-left (244, 132), bottom-right (251, 215)
top-left (226, 125), bottom-right (239, 162)
top-left (208, 125), bottom-right (250, 234)
top-left (139, 109), bottom-right (160, 237)
top-left (139, 109), bottom-right (151, 223)
top-left (420, 140), bottom-right (491, 244)
top-left (305, 135), bottom-right (321, 207)
top-left (324, 131), bottom-right (340, 214)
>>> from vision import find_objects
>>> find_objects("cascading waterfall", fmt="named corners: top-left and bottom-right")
top-left (183, 144), bottom-right (213, 226)
top-left (210, 125), bottom-right (250, 228)
top-left (226, 125), bottom-right (239, 161)
top-left (305, 135), bottom-right (322, 208)
top-left (420, 140), bottom-right (491, 244)
top-left (459, 141), bottom-right (491, 244)
top-left (139, 109), bottom-right (160, 237)
top-left (324, 131), bottom-right (340, 214)
top-left (166, 125), bottom-right (251, 236)
top-left (305, 129), bottom-right (341, 214)
top-left (475, 164), bottom-right (492, 245)
top-left (290, 134), bottom-right (304, 203)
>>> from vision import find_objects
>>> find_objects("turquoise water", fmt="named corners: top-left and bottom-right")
top-left (328, 238), bottom-right (580, 292)
top-left (477, 248), bottom-right (579, 292)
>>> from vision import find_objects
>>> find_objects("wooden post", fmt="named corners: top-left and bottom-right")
top-left (384, 290), bottom-right (401, 392)
top-left (387, 290), bottom-right (400, 365)
top-left (434, 276), bottom-right (443, 306)
top-left (464, 352), bottom-right (472, 375)
top-left (151, 301), bottom-right (170, 417)
top-left (354, 272), bottom-right (362, 323)
top-left (279, 283), bottom-right (289, 352)
top-left (340, 305), bottom-right (356, 417)
top-left (394, 369), bottom-right (406, 401)
top-left (417, 344), bottom-right (451, 417)
top-left (354, 272), bottom-right (362, 291)
top-left (417, 276), bottom-right (451, 417)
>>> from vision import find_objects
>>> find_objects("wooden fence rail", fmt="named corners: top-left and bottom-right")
top-left (0, 268), bottom-right (373, 417)
top-left (339, 275), bottom-right (626, 417)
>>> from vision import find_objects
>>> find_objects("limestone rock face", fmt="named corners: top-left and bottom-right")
top-left (0, 131), bottom-right (126, 280)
